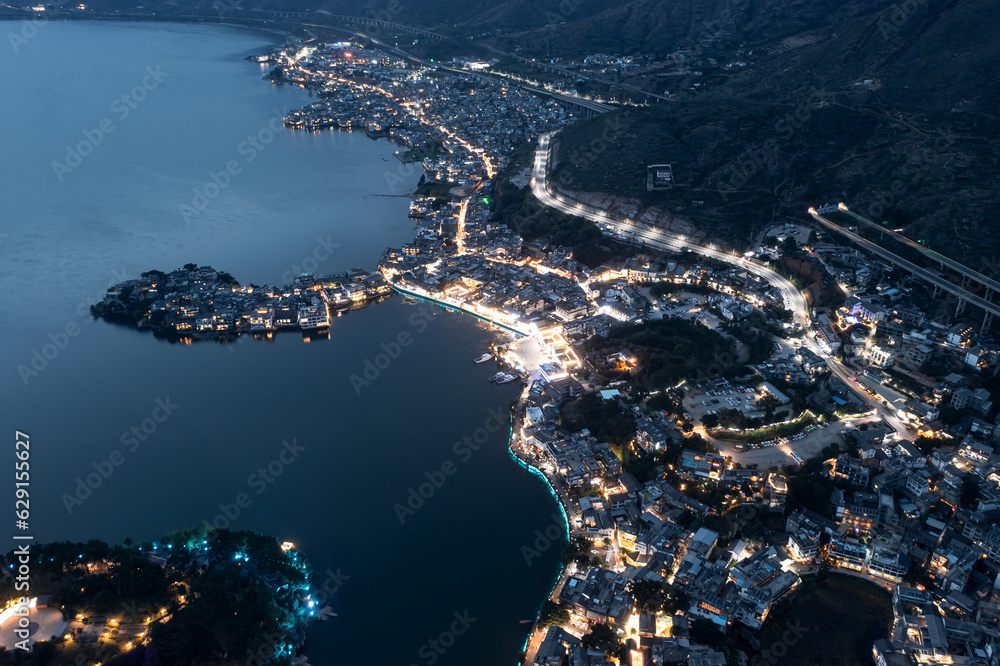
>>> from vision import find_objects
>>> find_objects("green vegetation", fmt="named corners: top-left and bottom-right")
top-left (414, 180), bottom-right (457, 197)
top-left (399, 139), bottom-right (446, 162)
top-left (776, 257), bottom-right (845, 309)
top-left (543, 0), bottom-right (1000, 266)
top-left (217, 271), bottom-right (239, 287)
top-left (581, 622), bottom-right (627, 661)
top-left (589, 318), bottom-right (738, 393)
top-left (491, 177), bottom-right (621, 267)
top-left (689, 618), bottom-right (725, 650)
top-left (785, 441), bottom-right (844, 518)
top-left (710, 411), bottom-right (817, 443)
top-left (720, 313), bottom-right (775, 364)
top-left (649, 281), bottom-right (713, 298)
top-left (626, 579), bottom-right (689, 616)
top-left (561, 535), bottom-right (598, 568)
top-left (562, 392), bottom-right (636, 446)
top-left (537, 601), bottom-right (571, 629)
top-left (1, 529), bottom-right (314, 666)
top-left (755, 574), bottom-right (892, 666)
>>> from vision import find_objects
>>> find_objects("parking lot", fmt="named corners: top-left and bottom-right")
top-left (641, 290), bottom-right (710, 323)
top-left (683, 385), bottom-right (869, 468)
top-left (719, 422), bottom-right (844, 467)
top-left (683, 385), bottom-right (766, 423)
top-left (717, 414), bottom-right (880, 468)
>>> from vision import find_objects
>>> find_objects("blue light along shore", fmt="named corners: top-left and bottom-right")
top-left (0, 20), bottom-right (562, 666)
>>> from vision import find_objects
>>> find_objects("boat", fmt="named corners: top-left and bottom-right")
top-left (474, 353), bottom-right (492, 364)
top-left (489, 372), bottom-right (505, 382)
top-left (497, 373), bottom-right (520, 384)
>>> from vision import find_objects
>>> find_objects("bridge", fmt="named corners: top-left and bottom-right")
top-left (809, 209), bottom-right (999, 332)
top-left (317, 13), bottom-right (445, 40)
top-left (836, 203), bottom-right (1000, 302)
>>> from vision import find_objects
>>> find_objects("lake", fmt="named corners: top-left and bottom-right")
top-left (0, 19), bottom-right (561, 665)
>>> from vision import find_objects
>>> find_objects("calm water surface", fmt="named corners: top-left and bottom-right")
top-left (0, 20), bottom-right (561, 665)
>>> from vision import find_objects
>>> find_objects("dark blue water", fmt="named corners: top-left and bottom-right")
top-left (0, 20), bottom-right (561, 665)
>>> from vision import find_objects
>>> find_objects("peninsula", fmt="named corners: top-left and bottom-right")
top-left (0, 529), bottom-right (321, 665)
top-left (88, 32), bottom-right (1000, 666)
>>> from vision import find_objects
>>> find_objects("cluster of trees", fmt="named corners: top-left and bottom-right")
top-left (591, 318), bottom-right (737, 394)
top-left (561, 535), bottom-right (600, 568)
top-left (562, 392), bottom-right (636, 446)
top-left (627, 579), bottom-right (689, 615)
top-left (581, 622), bottom-right (630, 661)
top-left (148, 531), bottom-right (311, 665)
top-left (537, 601), bottom-right (571, 629)
top-left (720, 312), bottom-right (775, 364)
top-left (1, 539), bottom-right (173, 619)
top-left (491, 182), bottom-right (617, 267)
top-left (2, 530), bottom-right (313, 666)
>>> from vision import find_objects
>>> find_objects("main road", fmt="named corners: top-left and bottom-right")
top-left (530, 131), bottom-right (914, 440)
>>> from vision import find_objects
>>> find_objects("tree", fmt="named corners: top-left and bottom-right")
top-left (780, 236), bottom-right (799, 258)
top-left (689, 618), bottom-right (725, 649)
top-left (30, 640), bottom-right (57, 665)
top-left (701, 413), bottom-right (720, 429)
top-left (961, 476), bottom-right (980, 507)
top-left (628, 580), bottom-right (665, 613)
top-left (914, 436), bottom-right (942, 455)
top-left (560, 536), bottom-right (593, 566)
top-left (663, 587), bottom-right (689, 613)
top-left (581, 622), bottom-right (626, 660)
top-left (537, 601), bottom-right (570, 629)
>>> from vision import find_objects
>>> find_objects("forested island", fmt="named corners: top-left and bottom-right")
top-left (0, 529), bottom-right (318, 665)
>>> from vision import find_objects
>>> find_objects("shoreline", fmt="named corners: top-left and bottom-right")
top-left (66, 23), bottom-right (572, 663)
top-left (505, 385), bottom-right (575, 663)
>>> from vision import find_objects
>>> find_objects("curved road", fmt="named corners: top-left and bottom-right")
top-left (531, 131), bottom-right (914, 441)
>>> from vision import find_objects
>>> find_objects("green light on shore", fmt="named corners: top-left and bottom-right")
top-left (480, 196), bottom-right (492, 204)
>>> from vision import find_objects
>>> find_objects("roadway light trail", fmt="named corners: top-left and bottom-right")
top-left (530, 131), bottom-right (914, 441)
